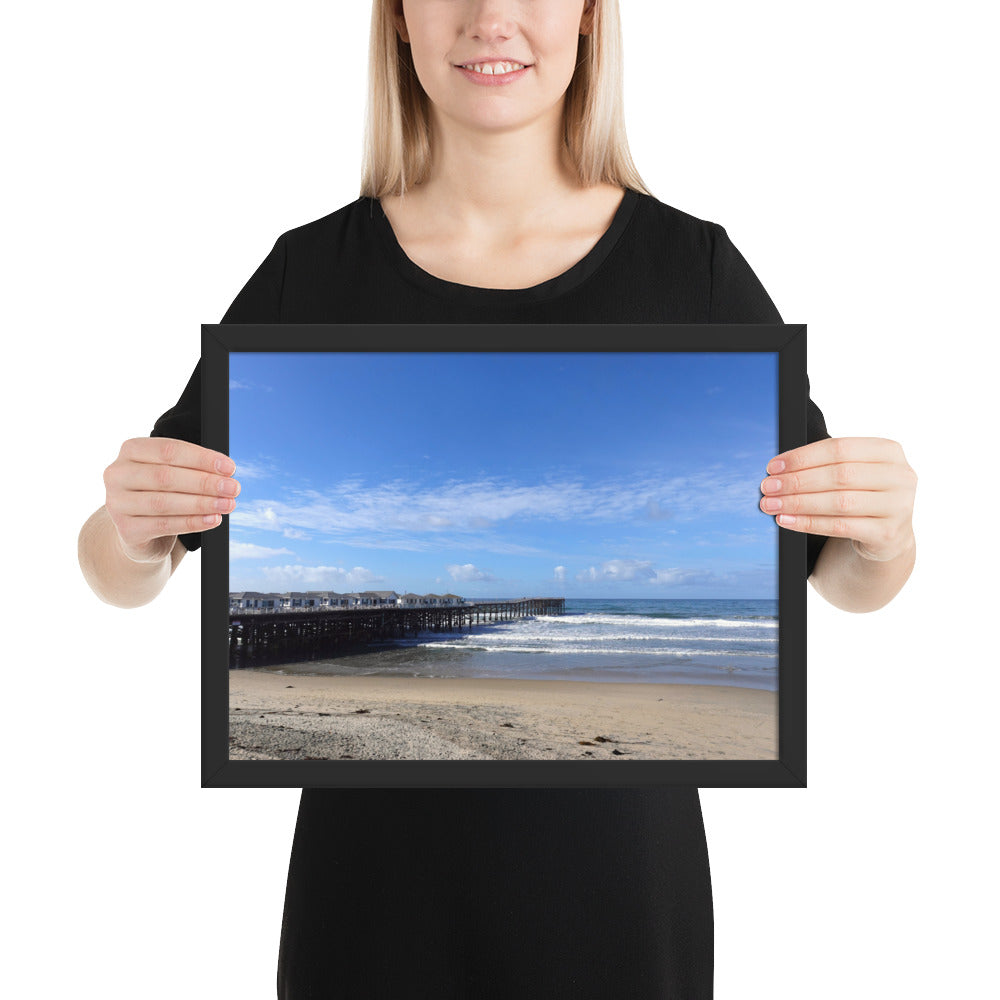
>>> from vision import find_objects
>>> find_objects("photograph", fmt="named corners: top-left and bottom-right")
top-left (202, 324), bottom-right (810, 787)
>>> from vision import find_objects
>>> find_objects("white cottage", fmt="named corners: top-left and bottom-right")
top-left (359, 591), bottom-right (400, 607)
top-left (229, 591), bottom-right (280, 611)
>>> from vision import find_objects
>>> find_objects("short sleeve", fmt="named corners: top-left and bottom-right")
top-left (709, 224), bottom-right (782, 324)
top-left (708, 224), bottom-right (832, 577)
top-left (148, 233), bottom-right (288, 551)
top-left (220, 233), bottom-right (287, 323)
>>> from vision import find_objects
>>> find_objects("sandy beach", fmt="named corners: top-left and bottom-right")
top-left (229, 668), bottom-right (777, 761)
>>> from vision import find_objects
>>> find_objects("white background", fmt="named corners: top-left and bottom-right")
top-left (4, 2), bottom-right (996, 997)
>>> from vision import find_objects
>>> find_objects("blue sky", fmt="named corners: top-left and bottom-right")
top-left (228, 352), bottom-right (778, 598)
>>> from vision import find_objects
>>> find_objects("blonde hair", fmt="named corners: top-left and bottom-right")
top-left (360, 0), bottom-right (651, 199)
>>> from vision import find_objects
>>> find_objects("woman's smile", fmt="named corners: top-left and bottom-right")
top-left (454, 61), bottom-right (532, 85)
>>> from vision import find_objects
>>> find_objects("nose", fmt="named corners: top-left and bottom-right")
top-left (464, 0), bottom-right (518, 43)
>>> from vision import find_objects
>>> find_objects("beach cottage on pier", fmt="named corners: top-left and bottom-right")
top-left (229, 590), bottom-right (464, 611)
top-left (364, 591), bottom-right (401, 607)
top-left (230, 591), bottom-right (279, 611)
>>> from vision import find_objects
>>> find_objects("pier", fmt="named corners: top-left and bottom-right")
top-left (228, 598), bottom-right (565, 669)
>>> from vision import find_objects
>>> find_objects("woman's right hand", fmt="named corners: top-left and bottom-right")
top-left (103, 437), bottom-right (240, 563)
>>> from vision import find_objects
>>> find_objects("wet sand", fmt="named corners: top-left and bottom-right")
top-left (229, 669), bottom-right (777, 761)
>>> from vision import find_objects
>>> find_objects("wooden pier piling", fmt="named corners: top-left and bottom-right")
top-left (228, 598), bottom-right (565, 669)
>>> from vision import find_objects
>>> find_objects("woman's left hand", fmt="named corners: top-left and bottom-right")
top-left (760, 437), bottom-right (917, 562)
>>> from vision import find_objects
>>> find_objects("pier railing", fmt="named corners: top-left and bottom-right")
top-left (228, 598), bottom-right (565, 669)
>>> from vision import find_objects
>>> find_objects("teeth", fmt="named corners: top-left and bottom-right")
top-left (462, 61), bottom-right (525, 75)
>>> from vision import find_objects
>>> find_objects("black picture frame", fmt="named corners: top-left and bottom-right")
top-left (201, 323), bottom-right (808, 789)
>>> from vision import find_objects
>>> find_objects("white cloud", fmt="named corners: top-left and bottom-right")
top-left (553, 565), bottom-right (566, 582)
top-left (651, 568), bottom-right (726, 587)
top-left (320, 535), bottom-right (548, 556)
top-left (601, 559), bottom-right (656, 581)
top-left (232, 564), bottom-right (384, 591)
top-left (446, 563), bottom-right (497, 582)
top-left (230, 458), bottom-right (278, 481)
top-left (575, 559), bottom-right (655, 583)
top-left (229, 542), bottom-right (295, 560)
top-left (572, 559), bottom-right (724, 588)
top-left (228, 378), bottom-right (272, 392)
top-left (229, 467), bottom-right (756, 546)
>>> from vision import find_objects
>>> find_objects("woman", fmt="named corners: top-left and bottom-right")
top-left (79, 2), bottom-right (917, 996)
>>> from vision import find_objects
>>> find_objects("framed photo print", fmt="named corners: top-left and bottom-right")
top-left (201, 324), bottom-right (809, 789)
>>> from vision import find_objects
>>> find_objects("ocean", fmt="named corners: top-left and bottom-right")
top-left (264, 598), bottom-right (779, 691)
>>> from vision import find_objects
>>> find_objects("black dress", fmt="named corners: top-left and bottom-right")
top-left (152, 188), bottom-right (831, 999)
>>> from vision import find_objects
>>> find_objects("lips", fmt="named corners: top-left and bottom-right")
top-left (454, 63), bottom-right (532, 86)
top-left (456, 58), bottom-right (531, 68)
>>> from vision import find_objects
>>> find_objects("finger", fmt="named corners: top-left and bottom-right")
top-left (111, 461), bottom-right (241, 500)
top-left (114, 490), bottom-right (238, 518)
top-left (121, 437), bottom-right (237, 476)
top-left (759, 489), bottom-right (895, 519)
top-left (116, 512), bottom-right (227, 548)
top-left (771, 512), bottom-right (885, 547)
top-left (773, 512), bottom-right (915, 562)
top-left (767, 437), bottom-right (905, 475)
top-left (761, 461), bottom-right (912, 497)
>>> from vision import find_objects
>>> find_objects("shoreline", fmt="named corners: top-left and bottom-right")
top-left (229, 669), bottom-right (777, 761)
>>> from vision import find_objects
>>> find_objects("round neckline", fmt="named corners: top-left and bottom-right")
top-left (368, 187), bottom-right (639, 305)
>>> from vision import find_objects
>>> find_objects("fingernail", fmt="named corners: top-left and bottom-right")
top-left (215, 458), bottom-right (236, 475)
top-left (761, 478), bottom-right (782, 493)
top-left (777, 514), bottom-right (796, 525)
top-left (767, 459), bottom-right (785, 474)
top-left (203, 514), bottom-right (221, 526)
top-left (761, 497), bottom-right (782, 512)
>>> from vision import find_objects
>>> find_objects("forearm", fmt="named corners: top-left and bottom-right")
top-left (78, 506), bottom-right (186, 609)
top-left (808, 533), bottom-right (916, 613)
